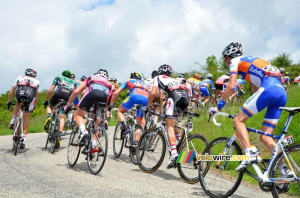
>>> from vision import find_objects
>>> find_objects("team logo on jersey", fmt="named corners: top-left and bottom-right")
top-left (248, 66), bottom-right (264, 78)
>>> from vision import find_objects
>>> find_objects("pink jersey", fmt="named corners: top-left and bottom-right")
top-left (84, 74), bottom-right (113, 96)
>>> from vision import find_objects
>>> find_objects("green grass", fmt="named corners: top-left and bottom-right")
top-left (191, 85), bottom-right (300, 196)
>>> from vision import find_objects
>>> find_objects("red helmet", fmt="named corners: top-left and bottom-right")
top-left (194, 74), bottom-right (199, 79)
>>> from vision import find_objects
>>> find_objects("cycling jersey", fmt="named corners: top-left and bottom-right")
top-left (201, 79), bottom-right (214, 89)
top-left (144, 77), bottom-right (154, 91)
top-left (13, 75), bottom-right (40, 112)
top-left (153, 75), bottom-right (189, 119)
top-left (294, 76), bottom-right (300, 83)
top-left (120, 78), bottom-right (149, 120)
top-left (283, 76), bottom-right (290, 84)
top-left (215, 75), bottom-right (229, 90)
top-left (79, 74), bottom-right (113, 112)
top-left (236, 79), bottom-right (245, 86)
top-left (229, 56), bottom-right (282, 88)
top-left (52, 76), bottom-right (77, 90)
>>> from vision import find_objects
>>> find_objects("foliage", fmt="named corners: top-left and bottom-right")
top-left (270, 53), bottom-right (293, 67)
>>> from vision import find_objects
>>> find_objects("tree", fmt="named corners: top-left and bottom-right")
top-left (270, 53), bottom-right (293, 67)
top-left (205, 55), bottom-right (218, 74)
top-left (218, 57), bottom-right (229, 73)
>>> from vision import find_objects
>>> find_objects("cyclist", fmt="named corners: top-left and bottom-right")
top-left (199, 73), bottom-right (215, 107)
top-left (109, 72), bottom-right (149, 150)
top-left (7, 68), bottom-right (40, 148)
top-left (210, 42), bottom-right (290, 177)
top-left (215, 73), bottom-right (230, 97)
top-left (43, 70), bottom-right (77, 138)
top-left (177, 73), bottom-right (192, 102)
top-left (283, 71), bottom-right (291, 90)
top-left (146, 64), bottom-right (189, 168)
top-left (294, 75), bottom-right (300, 85)
top-left (64, 69), bottom-right (113, 151)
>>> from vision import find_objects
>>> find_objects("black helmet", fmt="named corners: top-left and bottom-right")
top-left (151, 70), bottom-right (159, 78)
top-left (222, 42), bottom-right (243, 58)
top-left (158, 64), bottom-right (172, 76)
top-left (97, 69), bottom-right (108, 77)
top-left (178, 73), bottom-right (185, 78)
top-left (130, 72), bottom-right (142, 80)
top-left (25, 68), bottom-right (37, 77)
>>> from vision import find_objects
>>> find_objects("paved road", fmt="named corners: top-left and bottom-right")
top-left (0, 127), bottom-right (274, 198)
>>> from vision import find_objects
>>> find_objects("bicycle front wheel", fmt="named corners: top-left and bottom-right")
top-left (113, 122), bottom-right (125, 158)
top-left (87, 127), bottom-right (108, 175)
top-left (13, 138), bottom-right (19, 156)
top-left (270, 144), bottom-right (300, 197)
top-left (177, 134), bottom-right (209, 184)
top-left (67, 126), bottom-right (81, 167)
top-left (199, 137), bottom-right (243, 198)
top-left (137, 128), bottom-right (166, 173)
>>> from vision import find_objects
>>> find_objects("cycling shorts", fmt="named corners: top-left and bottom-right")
top-left (165, 89), bottom-right (189, 120)
top-left (241, 77), bottom-right (287, 129)
top-left (79, 88), bottom-right (109, 112)
top-left (15, 86), bottom-right (37, 113)
top-left (49, 86), bottom-right (72, 107)
top-left (200, 87), bottom-right (210, 97)
top-left (120, 88), bottom-right (149, 120)
top-left (215, 83), bottom-right (224, 91)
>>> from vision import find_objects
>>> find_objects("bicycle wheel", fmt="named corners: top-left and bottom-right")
top-left (13, 120), bottom-right (21, 156)
top-left (87, 127), bottom-right (108, 175)
top-left (113, 122), bottom-right (125, 158)
top-left (13, 137), bottom-right (19, 156)
top-left (130, 124), bottom-right (144, 165)
top-left (50, 135), bottom-right (57, 154)
top-left (270, 144), bottom-right (300, 197)
top-left (199, 137), bottom-right (244, 198)
top-left (137, 128), bottom-right (166, 173)
top-left (177, 134), bottom-right (209, 184)
top-left (67, 126), bottom-right (81, 167)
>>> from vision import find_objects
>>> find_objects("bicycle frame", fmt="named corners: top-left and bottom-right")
top-left (213, 112), bottom-right (299, 184)
top-left (14, 109), bottom-right (23, 138)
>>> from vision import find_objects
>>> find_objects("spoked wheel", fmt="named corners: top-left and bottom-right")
top-left (177, 134), bottom-right (209, 184)
top-left (199, 137), bottom-right (244, 198)
top-left (113, 122), bottom-right (124, 158)
top-left (129, 124), bottom-right (144, 165)
top-left (87, 127), bottom-right (108, 175)
top-left (67, 126), bottom-right (81, 167)
top-left (189, 100), bottom-right (199, 110)
top-left (45, 132), bottom-right (51, 149)
top-left (270, 144), bottom-right (300, 197)
top-left (13, 137), bottom-right (19, 156)
top-left (137, 128), bottom-right (166, 173)
top-left (50, 135), bottom-right (57, 154)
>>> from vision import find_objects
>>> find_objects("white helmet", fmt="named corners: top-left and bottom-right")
top-left (206, 73), bottom-right (213, 79)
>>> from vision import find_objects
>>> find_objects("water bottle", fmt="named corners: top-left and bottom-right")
top-left (126, 125), bottom-right (131, 147)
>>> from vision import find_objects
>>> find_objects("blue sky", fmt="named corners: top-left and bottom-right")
top-left (0, 0), bottom-right (300, 93)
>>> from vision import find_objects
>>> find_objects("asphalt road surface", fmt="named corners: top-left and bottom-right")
top-left (0, 127), bottom-right (275, 198)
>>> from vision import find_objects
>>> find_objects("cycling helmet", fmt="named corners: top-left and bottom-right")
top-left (107, 76), bottom-right (113, 81)
top-left (279, 68), bottom-right (285, 74)
top-left (62, 70), bottom-right (72, 78)
top-left (71, 73), bottom-right (75, 79)
top-left (194, 74), bottom-right (199, 79)
top-left (97, 69), bottom-right (108, 77)
top-left (158, 64), bottom-right (172, 76)
top-left (200, 75), bottom-right (204, 80)
top-left (178, 73), bottom-right (185, 78)
top-left (112, 77), bottom-right (117, 82)
top-left (285, 72), bottom-right (290, 76)
top-left (206, 73), bottom-right (213, 79)
top-left (151, 70), bottom-right (159, 78)
top-left (222, 42), bottom-right (243, 58)
top-left (130, 72), bottom-right (142, 80)
top-left (25, 68), bottom-right (37, 77)
top-left (80, 75), bottom-right (87, 81)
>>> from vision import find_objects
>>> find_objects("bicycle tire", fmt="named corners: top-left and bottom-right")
top-left (67, 126), bottom-right (81, 167)
top-left (50, 135), bottom-right (57, 154)
top-left (113, 122), bottom-right (124, 158)
top-left (137, 128), bottom-right (166, 173)
top-left (270, 144), bottom-right (300, 197)
top-left (87, 127), bottom-right (108, 175)
top-left (177, 134), bottom-right (209, 184)
top-left (13, 119), bottom-right (21, 156)
top-left (130, 124), bottom-right (144, 165)
top-left (45, 131), bottom-right (50, 149)
top-left (199, 137), bottom-right (244, 198)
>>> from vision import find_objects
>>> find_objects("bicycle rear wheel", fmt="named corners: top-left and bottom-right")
top-left (270, 144), bottom-right (300, 197)
top-left (199, 137), bottom-right (243, 198)
top-left (50, 135), bottom-right (57, 154)
top-left (137, 128), bottom-right (166, 173)
top-left (177, 134), bottom-right (209, 184)
top-left (87, 127), bottom-right (108, 175)
top-left (67, 126), bottom-right (81, 167)
top-left (113, 122), bottom-right (124, 158)
top-left (130, 124), bottom-right (144, 165)
top-left (13, 138), bottom-right (19, 156)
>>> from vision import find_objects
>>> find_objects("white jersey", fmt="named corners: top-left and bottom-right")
top-left (153, 75), bottom-right (186, 93)
top-left (144, 77), bottom-right (154, 91)
top-left (13, 75), bottom-right (40, 92)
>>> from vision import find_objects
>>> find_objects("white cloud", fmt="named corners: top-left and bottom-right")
top-left (1, 0), bottom-right (300, 93)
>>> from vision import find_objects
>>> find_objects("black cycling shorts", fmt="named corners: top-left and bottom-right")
top-left (165, 89), bottom-right (189, 120)
top-left (78, 89), bottom-right (108, 112)
top-left (49, 86), bottom-right (72, 107)
top-left (15, 86), bottom-right (37, 113)
top-left (215, 83), bottom-right (224, 91)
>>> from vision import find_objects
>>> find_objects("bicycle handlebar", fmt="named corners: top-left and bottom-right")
top-left (212, 112), bottom-right (232, 127)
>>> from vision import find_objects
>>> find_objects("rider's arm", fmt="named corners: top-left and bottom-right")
top-left (146, 85), bottom-right (157, 109)
top-left (110, 87), bottom-right (123, 105)
top-left (66, 83), bottom-right (87, 107)
top-left (8, 86), bottom-right (16, 102)
top-left (33, 93), bottom-right (39, 106)
top-left (45, 85), bottom-right (55, 101)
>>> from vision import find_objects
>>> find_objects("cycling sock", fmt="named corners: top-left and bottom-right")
top-left (79, 125), bottom-right (86, 133)
top-left (92, 140), bottom-right (97, 147)
top-left (47, 113), bottom-right (51, 117)
top-left (170, 144), bottom-right (177, 156)
top-left (279, 164), bottom-right (288, 175)
top-left (244, 148), bottom-right (251, 156)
